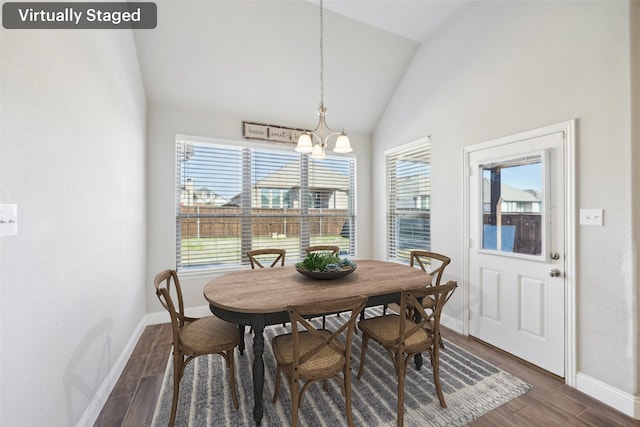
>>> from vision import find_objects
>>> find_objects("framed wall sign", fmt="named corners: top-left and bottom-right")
top-left (243, 121), bottom-right (307, 144)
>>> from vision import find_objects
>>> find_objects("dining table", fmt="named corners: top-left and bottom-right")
top-left (204, 259), bottom-right (431, 426)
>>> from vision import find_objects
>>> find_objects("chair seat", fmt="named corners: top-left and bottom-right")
top-left (272, 330), bottom-right (345, 379)
top-left (358, 314), bottom-right (432, 352)
top-left (181, 316), bottom-right (240, 354)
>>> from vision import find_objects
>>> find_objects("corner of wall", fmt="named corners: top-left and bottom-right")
top-left (629, 0), bottom-right (640, 402)
top-left (77, 317), bottom-right (147, 426)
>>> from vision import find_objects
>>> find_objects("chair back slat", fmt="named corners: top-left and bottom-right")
top-left (287, 296), bottom-right (367, 370)
top-left (154, 270), bottom-right (187, 326)
top-left (305, 245), bottom-right (340, 256)
top-left (409, 251), bottom-right (451, 286)
top-left (397, 281), bottom-right (458, 351)
top-left (247, 248), bottom-right (286, 269)
top-left (153, 269), bottom-right (188, 357)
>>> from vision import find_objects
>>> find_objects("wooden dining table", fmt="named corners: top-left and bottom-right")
top-left (203, 259), bottom-right (431, 426)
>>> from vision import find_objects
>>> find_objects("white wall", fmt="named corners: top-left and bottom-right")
top-left (145, 102), bottom-right (372, 314)
top-left (0, 29), bottom-right (147, 426)
top-left (373, 0), bottom-right (637, 399)
top-left (632, 0), bottom-right (640, 400)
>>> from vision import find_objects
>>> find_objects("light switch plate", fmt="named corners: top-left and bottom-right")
top-left (579, 208), bottom-right (603, 226)
top-left (0, 204), bottom-right (18, 236)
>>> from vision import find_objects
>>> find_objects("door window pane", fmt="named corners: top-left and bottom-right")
top-left (481, 158), bottom-right (542, 255)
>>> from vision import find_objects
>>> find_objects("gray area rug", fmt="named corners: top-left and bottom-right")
top-left (152, 309), bottom-right (532, 426)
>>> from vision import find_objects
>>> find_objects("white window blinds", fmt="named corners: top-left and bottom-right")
top-left (176, 139), bottom-right (356, 271)
top-left (386, 140), bottom-right (431, 264)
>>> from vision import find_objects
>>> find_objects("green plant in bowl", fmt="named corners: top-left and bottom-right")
top-left (296, 251), bottom-right (356, 272)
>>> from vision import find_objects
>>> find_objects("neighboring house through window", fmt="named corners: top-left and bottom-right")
top-left (176, 138), bottom-right (356, 270)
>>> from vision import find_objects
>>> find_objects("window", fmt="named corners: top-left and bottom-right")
top-left (176, 138), bottom-right (356, 270)
top-left (481, 157), bottom-right (543, 255)
top-left (386, 139), bottom-right (431, 264)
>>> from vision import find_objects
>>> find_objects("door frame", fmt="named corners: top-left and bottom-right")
top-left (462, 120), bottom-right (576, 386)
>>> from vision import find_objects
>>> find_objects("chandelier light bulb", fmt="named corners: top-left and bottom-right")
top-left (333, 131), bottom-right (352, 153)
top-left (295, 133), bottom-right (314, 154)
top-left (310, 143), bottom-right (326, 160)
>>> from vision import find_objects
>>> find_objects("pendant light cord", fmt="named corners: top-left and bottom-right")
top-left (294, 0), bottom-right (352, 155)
top-left (319, 0), bottom-right (324, 107)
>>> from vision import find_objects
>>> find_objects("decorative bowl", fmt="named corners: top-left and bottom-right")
top-left (295, 264), bottom-right (357, 280)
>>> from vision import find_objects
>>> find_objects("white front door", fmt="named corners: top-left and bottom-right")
top-left (467, 130), bottom-right (566, 377)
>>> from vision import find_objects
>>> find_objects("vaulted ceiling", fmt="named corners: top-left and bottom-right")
top-left (133, 1), bottom-right (469, 135)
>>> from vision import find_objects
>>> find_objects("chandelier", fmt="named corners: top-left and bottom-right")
top-left (295, 0), bottom-right (352, 159)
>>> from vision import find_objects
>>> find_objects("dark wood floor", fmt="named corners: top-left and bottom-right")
top-left (94, 323), bottom-right (639, 427)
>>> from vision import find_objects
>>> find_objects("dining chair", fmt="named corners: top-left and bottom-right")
top-left (357, 281), bottom-right (458, 427)
top-left (303, 245), bottom-right (341, 327)
top-left (154, 269), bottom-right (240, 427)
top-left (410, 250), bottom-right (451, 348)
top-left (383, 250), bottom-right (451, 348)
top-left (304, 245), bottom-right (340, 256)
top-left (247, 248), bottom-right (287, 330)
top-left (247, 248), bottom-right (286, 269)
top-left (271, 295), bottom-right (367, 427)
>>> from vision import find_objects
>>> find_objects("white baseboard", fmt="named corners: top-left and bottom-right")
top-left (441, 312), bottom-right (463, 335)
top-left (576, 373), bottom-right (640, 419)
top-left (77, 317), bottom-right (147, 427)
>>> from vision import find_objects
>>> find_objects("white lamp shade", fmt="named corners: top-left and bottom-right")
top-left (295, 133), bottom-right (313, 154)
top-left (310, 144), bottom-right (326, 159)
top-left (333, 133), bottom-right (352, 153)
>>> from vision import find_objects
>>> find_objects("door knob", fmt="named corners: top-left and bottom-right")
top-left (549, 269), bottom-right (562, 277)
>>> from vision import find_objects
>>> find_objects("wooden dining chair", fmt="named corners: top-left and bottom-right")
top-left (272, 295), bottom-right (367, 427)
top-left (410, 250), bottom-right (451, 348)
top-left (357, 281), bottom-right (458, 427)
top-left (303, 245), bottom-right (341, 327)
top-left (154, 269), bottom-right (240, 427)
top-left (382, 250), bottom-right (451, 347)
top-left (247, 248), bottom-right (287, 330)
top-left (304, 245), bottom-right (340, 256)
top-left (247, 248), bottom-right (286, 269)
